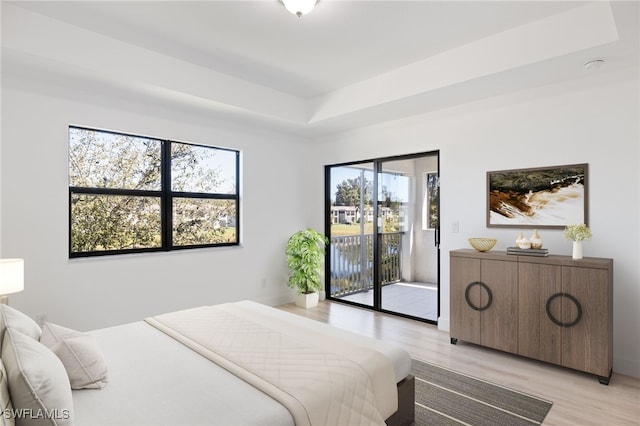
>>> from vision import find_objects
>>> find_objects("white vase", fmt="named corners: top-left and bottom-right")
top-left (516, 232), bottom-right (530, 249)
top-left (529, 230), bottom-right (543, 249)
top-left (572, 241), bottom-right (583, 259)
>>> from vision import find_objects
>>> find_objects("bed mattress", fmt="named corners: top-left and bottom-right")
top-left (73, 321), bottom-right (293, 426)
top-left (72, 302), bottom-right (412, 426)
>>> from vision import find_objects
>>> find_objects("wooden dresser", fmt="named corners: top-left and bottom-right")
top-left (450, 249), bottom-right (613, 384)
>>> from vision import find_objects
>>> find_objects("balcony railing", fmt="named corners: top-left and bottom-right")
top-left (329, 232), bottom-right (401, 297)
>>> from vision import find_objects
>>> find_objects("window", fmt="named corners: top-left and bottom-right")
top-left (69, 126), bottom-right (239, 257)
top-left (423, 172), bottom-right (439, 230)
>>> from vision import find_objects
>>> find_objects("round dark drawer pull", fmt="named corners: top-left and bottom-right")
top-left (546, 292), bottom-right (583, 328)
top-left (464, 281), bottom-right (493, 311)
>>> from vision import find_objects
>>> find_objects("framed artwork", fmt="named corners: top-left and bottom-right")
top-left (486, 163), bottom-right (588, 229)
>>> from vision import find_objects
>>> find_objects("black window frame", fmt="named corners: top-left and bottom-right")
top-left (68, 126), bottom-right (240, 258)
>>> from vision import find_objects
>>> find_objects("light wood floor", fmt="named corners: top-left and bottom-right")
top-left (277, 300), bottom-right (640, 426)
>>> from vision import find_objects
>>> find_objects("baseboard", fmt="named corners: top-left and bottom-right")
top-left (614, 356), bottom-right (640, 379)
top-left (437, 317), bottom-right (450, 332)
top-left (256, 294), bottom-right (294, 307)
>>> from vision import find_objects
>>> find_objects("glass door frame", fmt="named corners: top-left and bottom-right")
top-left (324, 150), bottom-right (440, 324)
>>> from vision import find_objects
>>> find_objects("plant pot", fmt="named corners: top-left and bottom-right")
top-left (295, 292), bottom-right (319, 309)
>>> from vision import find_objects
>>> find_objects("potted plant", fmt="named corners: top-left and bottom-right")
top-left (285, 228), bottom-right (329, 308)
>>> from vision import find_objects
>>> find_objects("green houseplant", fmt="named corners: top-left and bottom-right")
top-left (286, 228), bottom-right (329, 308)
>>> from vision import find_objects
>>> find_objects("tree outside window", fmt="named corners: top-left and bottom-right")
top-left (424, 172), bottom-right (439, 230)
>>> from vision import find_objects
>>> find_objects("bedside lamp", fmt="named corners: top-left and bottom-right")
top-left (0, 259), bottom-right (24, 304)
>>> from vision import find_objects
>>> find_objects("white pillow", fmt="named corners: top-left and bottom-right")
top-left (0, 304), bottom-right (41, 345)
top-left (1, 327), bottom-right (73, 426)
top-left (40, 323), bottom-right (108, 390)
top-left (0, 359), bottom-right (15, 426)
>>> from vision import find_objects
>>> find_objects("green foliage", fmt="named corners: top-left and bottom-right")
top-left (71, 194), bottom-right (161, 251)
top-left (335, 176), bottom-right (372, 207)
top-left (286, 229), bottom-right (329, 294)
top-left (69, 130), bottom-right (162, 190)
top-left (173, 199), bottom-right (236, 246)
top-left (171, 143), bottom-right (229, 193)
top-left (563, 224), bottom-right (592, 241)
top-left (426, 172), bottom-right (439, 229)
top-left (331, 223), bottom-right (374, 236)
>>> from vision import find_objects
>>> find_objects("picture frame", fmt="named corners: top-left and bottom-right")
top-left (486, 163), bottom-right (588, 229)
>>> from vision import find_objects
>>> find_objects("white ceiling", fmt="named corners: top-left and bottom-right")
top-left (2, 1), bottom-right (639, 136)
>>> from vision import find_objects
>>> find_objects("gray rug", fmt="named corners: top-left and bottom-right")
top-left (412, 358), bottom-right (553, 425)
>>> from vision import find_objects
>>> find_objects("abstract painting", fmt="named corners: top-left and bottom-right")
top-left (487, 163), bottom-right (588, 228)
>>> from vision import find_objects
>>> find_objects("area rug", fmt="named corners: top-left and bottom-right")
top-left (411, 358), bottom-right (553, 425)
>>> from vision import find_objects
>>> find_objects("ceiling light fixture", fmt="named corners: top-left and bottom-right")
top-left (281, 0), bottom-right (318, 17)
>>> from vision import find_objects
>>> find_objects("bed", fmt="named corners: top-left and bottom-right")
top-left (0, 300), bottom-right (415, 426)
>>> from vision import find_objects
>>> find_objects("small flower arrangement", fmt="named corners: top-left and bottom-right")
top-left (563, 224), bottom-right (592, 241)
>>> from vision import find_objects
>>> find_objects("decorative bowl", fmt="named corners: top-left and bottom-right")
top-left (468, 238), bottom-right (497, 252)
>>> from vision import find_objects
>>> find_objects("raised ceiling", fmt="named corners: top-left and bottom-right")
top-left (2, 1), bottom-right (638, 136)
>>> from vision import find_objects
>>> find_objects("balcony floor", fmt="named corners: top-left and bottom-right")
top-left (336, 281), bottom-right (438, 322)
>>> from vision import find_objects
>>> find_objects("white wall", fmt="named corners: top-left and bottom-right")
top-left (309, 74), bottom-right (640, 378)
top-left (412, 155), bottom-right (438, 284)
top-left (0, 82), bottom-right (308, 331)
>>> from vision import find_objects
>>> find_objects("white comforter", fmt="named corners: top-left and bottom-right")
top-left (73, 301), bottom-right (411, 426)
top-left (74, 321), bottom-right (295, 426)
top-left (146, 301), bottom-right (398, 426)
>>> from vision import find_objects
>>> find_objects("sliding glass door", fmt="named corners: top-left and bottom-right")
top-left (328, 163), bottom-right (375, 308)
top-left (326, 151), bottom-right (440, 323)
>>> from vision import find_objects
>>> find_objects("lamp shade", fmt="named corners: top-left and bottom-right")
top-left (282, 0), bottom-right (317, 17)
top-left (0, 259), bottom-right (24, 295)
